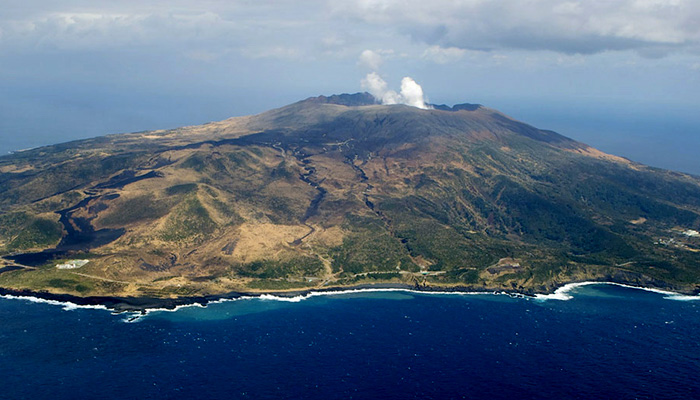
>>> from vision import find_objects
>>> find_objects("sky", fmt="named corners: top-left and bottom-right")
top-left (1, 0), bottom-right (699, 173)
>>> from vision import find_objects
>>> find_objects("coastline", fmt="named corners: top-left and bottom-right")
top-left (1, 277), bottom-right (699, 314)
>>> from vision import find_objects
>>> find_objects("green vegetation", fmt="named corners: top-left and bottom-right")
top-left (0, 266), bottom-right (104, 295)
top-left (0, 151), bottom-right (147, 208)
top-left (236, 256), bottom-right (324, 279)
top-left (160, 195), bottom-right (216, 242)
top-left (178, 153), bottom-right (208, 172)
top-left (246, 280), bottom-right (317, 290)
top-left (330, 214), bottom-right (418, 274)
top-left (379, 197), bottom-right (506, 271)
top-left (210, 197), bottom-right (244, 225)
top-left (165, 183), bottom-right (198, 196)
top-left (0, 212), bottom-right (63, 252)
top-left (99, 194), bottom-right (170, 226)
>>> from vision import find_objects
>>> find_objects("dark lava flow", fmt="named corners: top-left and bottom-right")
top-left (4, 172), bottom-right (165, 266)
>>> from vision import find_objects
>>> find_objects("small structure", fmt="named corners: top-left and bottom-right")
top-left (683, 230), bottom-right (700, 238)
top-left (486, 258), bottom-right (523, 275)
top-left (56, 259), bottom-right (89, 269)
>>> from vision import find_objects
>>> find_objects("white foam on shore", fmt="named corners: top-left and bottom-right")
top-left (123, 296), bottom-right (263, 322)
top-left (258, 288), bottom-right (493, 303)
top-left (0, 294), bottom-right (108, 311)
top-left (5, 282), bottom-right (699, 323)
top-left (664, 294), bottom-right (700, 301)
top-left (534, 281), bottom-right (699, 301)
top-left (124, 301), bottom-right (213, 322)
top-left (125, 288), bottom-right (493, 322)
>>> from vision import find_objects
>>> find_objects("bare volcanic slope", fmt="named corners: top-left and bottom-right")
top-left (1, 93), bottom-right (700, 298)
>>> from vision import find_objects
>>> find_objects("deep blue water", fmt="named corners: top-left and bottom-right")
top-left (1, 284), bottom-right (699, 399)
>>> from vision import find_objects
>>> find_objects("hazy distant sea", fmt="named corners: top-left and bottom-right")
top-left (1, 284), bottom-right (699, 399)
top-left (508, 100), bottom-right (700, 176)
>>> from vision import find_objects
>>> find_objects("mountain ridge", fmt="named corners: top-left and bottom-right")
top-left (1, 93), bottom-right (699, 299)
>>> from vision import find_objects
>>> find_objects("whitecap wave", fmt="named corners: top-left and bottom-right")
top-left (663, 294), bottom-right (700, 301)
top-left (0, 294), bottom-right (108, 311)
top-left (533, 282), bottom-right (596, 301)
top-left (534, 281), bottom-right (697, 301)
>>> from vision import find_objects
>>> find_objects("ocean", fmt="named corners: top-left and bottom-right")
top-left (1, 284), bottom-right (699, 399)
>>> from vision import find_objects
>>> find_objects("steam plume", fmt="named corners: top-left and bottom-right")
top-left (399, 77), bottom-right (427, 109)
top-left (361, 72), bottom-right (429, 109)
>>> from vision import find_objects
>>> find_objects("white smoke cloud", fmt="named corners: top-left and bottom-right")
top-left (358, 49), bottom-right (383, 70)
top-left (361, 72), bottom-right (429, 109)
top-left (399, 77), bottom-right (427, 108)
top-left (362, 72), bottom-right (390, 101)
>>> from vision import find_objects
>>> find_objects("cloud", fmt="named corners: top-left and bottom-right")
top-left (184, 49), bottom-right (224, 62)
top-left (0, 6), bottom-right (312, 57)
top-left (422, 45), bottom-right (466, 64)
top-left (358, 49), bottom-right (383, 70)
top-left (361, 72), bottom-right (428, 109)
top-left (0, 11), bottom-right (235, 50)
top-left (240, 46), bottom-right (301, 60)
top-left (335, 0), bottom-right (700, 57)
top-left (5, 1), bottom-right (700, 62)
top-left (357, 49), bottom-right (398, 69)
